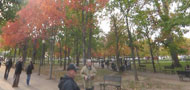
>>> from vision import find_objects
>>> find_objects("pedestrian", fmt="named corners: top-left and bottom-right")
top-left (4, 58), bottom-right (12, 80)
top-left (0, 60), bottom-right (1, 68)
top-left (58, 64), bottom-right (80, 90)
top-left (105, 60), bottom-right (110, 69)
top-left (111, 62), bottom-right (117, 71)
top-left (101, 61), bottom-right (104, 69)
top-left (26, 61), bottom-right (34, 86)
top-left (80, 59), bottom-right (97, 90)
top-left (12, 58), bottom-right (23, 87)
top-left (185, 65), bottom-right (190, 71)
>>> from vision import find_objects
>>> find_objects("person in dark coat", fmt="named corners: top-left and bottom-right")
top-left (4, 58), bottom-right (12, 80)
top-left (12, 58), bottom-right (23, 87)
top-left (111, 62), bottom-right (117, 71)
top-left (0, 60), bottom-right (1, 68)
top-left (26, 61), bottom-right (34, 85)
top-left (105, 60), bottom-right (110, 69)
top-left (58, 64), bottom-right (80, 90)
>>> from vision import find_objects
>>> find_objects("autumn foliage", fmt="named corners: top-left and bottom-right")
top-left (1, 0), bottom-right (108, 52)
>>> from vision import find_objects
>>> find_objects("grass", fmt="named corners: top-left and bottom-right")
top-left (31, 59), bottom-right (190, 79)
top-left (135, 60), bottom-right (190, 73)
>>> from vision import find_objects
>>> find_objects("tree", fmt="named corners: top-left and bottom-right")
top-left (0, 0), bottom-right (24, 28)
top-left (133, 10), bottom-right (157, 72)
top-left (150, 0), bottom-right (190, 67)
top-left (62, 0), bottom-right (108, 65)
top-left (109, 14), bottom-right (126, 67)
top-left (118, 0), bottom-right (139, 81)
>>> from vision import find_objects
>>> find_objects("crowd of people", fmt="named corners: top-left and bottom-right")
top-left (0, 57), bottom-right (131, 90)
top-left (98, 59), bottom-right (131, 72)
top-left (0, 57), bottom-right (97, 90)
top-left (0, 57), bottom-right (34, 87)
top-left (0, 57), bottom-right (135, 90)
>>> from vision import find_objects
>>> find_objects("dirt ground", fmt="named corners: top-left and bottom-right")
top-left (120, 71), bottom-right (190, 90)
top-left (0, 65), bottom-right (190, 90)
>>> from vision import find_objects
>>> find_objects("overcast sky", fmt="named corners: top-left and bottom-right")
top-left (99, 1), bottom-right (190, 39)
top-left (99, 19), bottom-right (190, 38)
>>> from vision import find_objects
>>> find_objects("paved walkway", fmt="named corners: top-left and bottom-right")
top-left (0, 66), bottom-right (58, 90)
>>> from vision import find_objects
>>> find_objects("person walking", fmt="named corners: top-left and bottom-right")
top-left (26, 61), bottom-right (34, 86)
top-left (4, 58), bottom-right (12, 80)
top-left (12, 58), bottom-right (23, 87)
top-left (58, 64), bottom-right (80, 90)
top-left (0, 60), bottom-right (1, 68)
top-left (80, 59), bottom-right (97, 90)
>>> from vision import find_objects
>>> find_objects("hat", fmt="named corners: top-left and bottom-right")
top-left (67, 64), bottom-right (77, 72)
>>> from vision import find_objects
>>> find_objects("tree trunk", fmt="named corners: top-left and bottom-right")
top-left (32, 39), bottom-right (37, 64)
top-left (63, 29), bottom-right (68, 70)
top-left (168, 36), bottom-right (181, 67)
top-left (127, 28), bottom-right (138, 81)
top-left (48, 55), bottom-right (49, 64)
top-left (22, 40), bottom-right (28, 63)
top-left (135, 47), bottom-right (141, 66)
top-left (59, 39), bottom-right (63, 66)
top-left (49, 27), bottom-right (55, 79)
top-left (38, 41), bottom-right (46, 75)
top-left (64, 47), bottom-right (67, 70)
top-left (18, 48), bottom-right (21, 56)
top-left (87, 13), bottom-right (93, 59)
top-left (67, 48), bottom-right (71, 65)
top-left (13, 48), bottom-right (17, 63)
top-left (82, 10), bottom-right (87, 65)
top-left (112, 16), bottom-right (120, 68)
top-left (169, 47), bottom-right (181, 67)
top-left (42, 43), bottom-right (46, 66)
top-left (76, 37), bottom-right (80, 66)
top-left (87, 26), bottom-right (92, 59)
top-left (49, 39), bottom-right (54, 79)
top-left (74, 36), bottom-right (80, 66)
top-left (148, 38), bottom-right (156, 73)
top-left (124, 11), bottom-right (138, 81)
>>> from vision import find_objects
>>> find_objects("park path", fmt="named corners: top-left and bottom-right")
top-left (0, 65), bottom-right (58, 90)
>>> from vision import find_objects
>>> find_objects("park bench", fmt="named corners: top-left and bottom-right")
top-left (100, 75), bottom-right (122, 90)
top-left (177, 71), bottom-right (190, 81)
top-left (139, 64), bottom-right (146, 71)
top-left (163, 66), bottom-right (175, 74)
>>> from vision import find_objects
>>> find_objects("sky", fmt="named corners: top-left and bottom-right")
top-left (99, 19), bottom-right (190, 38)
top-left (99, 1), bottom-right (190, 39)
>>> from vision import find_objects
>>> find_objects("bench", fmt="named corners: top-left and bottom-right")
top-left (139, 64), bottom-right (146, 71)
top-left (177, 71), bottom-right (190, 81)
top-left (100, 75), bottom-right (122, 90)
top-left (163, 66), bottom-right (175, 74)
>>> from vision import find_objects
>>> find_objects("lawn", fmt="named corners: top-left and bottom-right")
top-left (135, 60), bottom-right (190, 73)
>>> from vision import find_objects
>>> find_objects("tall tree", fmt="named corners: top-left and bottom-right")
top-left (150, 0), bottom-right (190, 67)
top-left (134, 10), bottom-right (157, 72)
top-left (118, 0), bottom-right (139, 80)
